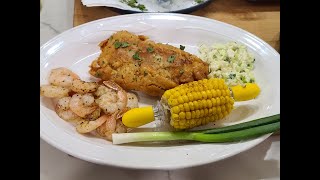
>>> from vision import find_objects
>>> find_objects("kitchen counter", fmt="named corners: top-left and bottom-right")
top-left (40, 0), bottom-right (280, 179)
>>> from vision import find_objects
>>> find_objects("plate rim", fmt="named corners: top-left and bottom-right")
top-left (110, 0), bottom-right (214, 14)
top-left (40, 13), bottom-right (279, 169)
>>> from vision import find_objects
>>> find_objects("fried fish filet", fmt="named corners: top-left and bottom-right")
top-left (89, 31), bottom-right (209, 96)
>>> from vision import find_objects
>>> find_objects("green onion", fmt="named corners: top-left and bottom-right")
top-left (112, 114), bottom-right (280, 145)
top-left (196, 114), bottom-right (279, 134)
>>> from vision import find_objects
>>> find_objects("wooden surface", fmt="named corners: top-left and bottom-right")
top-left (74, 0), bottom-right (280, 51)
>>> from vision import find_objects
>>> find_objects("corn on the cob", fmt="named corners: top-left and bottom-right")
top-left (161, 78), bottom-right (234, 129)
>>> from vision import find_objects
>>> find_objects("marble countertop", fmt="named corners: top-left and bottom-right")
top-left (40, 0), bottom-right (280, 179)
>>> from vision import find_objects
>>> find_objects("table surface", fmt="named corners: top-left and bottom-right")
top-left (40, 0), bottom-right (280, 179)
top-left (73, 0), bottom-right (280, 51)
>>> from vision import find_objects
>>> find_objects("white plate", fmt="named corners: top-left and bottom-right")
top-left (40, 13), bottom-right (280, 170)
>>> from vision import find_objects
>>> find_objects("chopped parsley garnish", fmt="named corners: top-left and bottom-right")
top-left (114, 41), bottom-right (130, 49)
top-left (180, 45), bottom-right (185, 50)
top-left (250, 79), bottom-right (255, 83)
top-left (147, 47), bottom-right (154, 53)
top-left (133, 52), bottom-right (141, 60)
top-left (195, 0), bottom-right (203, 3)
top-left (121, 0), bottom-right (147, 11)
top-left (229, 74), bottom-right (236, 79)
top-left (121, 42), bottom-right (130, 48)
top-left (168, 55), bottom-right (176, 63)
top-left (179, 69), bottom-right (185, 74)
top-left (114, 41), bottom-right (122, 49)
top-left (240, 76), bottom-right (247, 83)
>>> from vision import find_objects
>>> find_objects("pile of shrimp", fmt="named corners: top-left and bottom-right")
top-left (40, 67), bottom-right (138, 141)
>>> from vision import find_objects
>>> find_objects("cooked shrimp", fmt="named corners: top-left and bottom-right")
top-left (115, 120), bottom-right (127, 133)
top-left (69, 93), bottom-right (98, 118)
top-left (55, 97), bottom-right (81, 121)
top-left (48, 67), bottom-right (80, 88)
top-left (127, 92), bottom-right (139, 109)
top-left (86, 108), bottom-right (101, 121)
top-left (96, 112), bottom-right (119, 140)
top-left (40, 85), bottom-right (70, 98)
top-left (71, 79), bottom-right (98, 94)
top-left (76, 114), bottom-right (110, 133)
top-left (95, 81), bottom-right (128, 114)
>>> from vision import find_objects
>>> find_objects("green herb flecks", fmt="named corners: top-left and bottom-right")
top-left (114, 41), bottom-right (122, 49)
top-left (179, 69), bottom-right (185, 74)
top-left (147, 47), bottom-right (154, 53)
top-left (114, 41), bottom-right (130, 49)
top-left (168, 55), bottom-right (176, 63)
top-left (133, 52), bottom-right (141, 60)
top-left (229, 74), bottom-right (236, 79)
top-left (144, 70), bottom-right (148, 76)
top-left (195, 0), bottom-right (203, 4)
top-left (120, 0), bottom-right (147, 11)
top-left (180, 45), bottom-right (185, 50)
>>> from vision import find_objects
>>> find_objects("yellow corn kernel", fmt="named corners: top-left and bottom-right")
top-left (189, 102), bottom-right (195, 111)
top-left (178, 104), bottom-right (184, 112)
top-left (200, 109), bottom-right (205, 118)
top-left (192, 92), bottom-right (198, 100)
top-left (212, 81), bottom-right (218, 89)
top-left (208, 108), bottom-right (213, 115)
top-left (184, 103), bottom-right (190, 112)
top-left (179, 112), bottom-right (186, 119)
top-left (163, 91), bottom-right (172, 99)
top-left (187, 93), bottom-right (194, 102)
top-left (191, 111), bottom-right (196, 118)
top-left (198, 100), bottom-right (203, 109)
top-left (221, 105), bottom-right (226, 112)
top-left (168, 98), bottom-right (178, 106)
top-left (186, 112), bottom-right (192, 120)
top-left (208, 83), bottom-right (213, 90)
top-left (204, 109), bottom-right (209, 116)
top-left (172, 106), bottom-right (180, 114)
top-left (201, 91), bottom-right (207, 99)
top-left (198, 86), bottom-right (204, 92)
top-left (179, 120), bottom-right (186, 125)
top-left (173, 91), bottom-right (181, 98)
top-left (177, 96), bottom-right (184, 104)
top-left (218, 113), bottom-right (223, 119)
top-left (217, 89), bottom-right (222, 97)
top-left (201, 99), bottom-right (207, 108)
top-left (182, 95), bottom-right (189, 103)
top-left (193, 101), bottom-right (199, 110)
top-left (197, 92), bottom-right (202, 100)
top-left (207, 99), bottom-right (212, 108)
top-left (216, 97), bottom-right (221, 106)
top-left (212, 107), bottom-right (217, 114)
top-left (221, 90), bottom-right (226, 96)
top-left (211, 89), bottom-right (217, 97)
top-left (171, 113), bottom-right (179, 121)
top-left (194, 86), bottom-right (199, 92)
top-left (225, 89), bottom-right (231, 96)
top-left (212, 98), bottom-right (217, 106)
top-left (217, 106), bottom-right (222, 113)
top-left (179, 89), bottom-right (186, 95)
top-left (195, 110), bottom-right (201, 118)
top-left (220, 96), bottom-right (226, 105)
top-left (218, 83), bottom-right (224, 90)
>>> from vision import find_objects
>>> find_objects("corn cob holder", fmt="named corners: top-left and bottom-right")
top-left (122, 78), bottom-right (260, 129)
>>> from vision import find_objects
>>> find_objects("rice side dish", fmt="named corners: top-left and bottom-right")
top-left (198, 42), bottom-right (256, 87)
